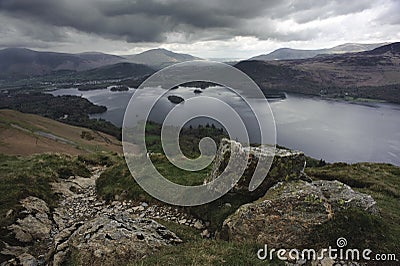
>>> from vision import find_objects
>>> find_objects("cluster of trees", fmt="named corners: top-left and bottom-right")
top-left (0, 91), bottom-right (122, 139)
top-left (144, 121), bottom-right (227, 157)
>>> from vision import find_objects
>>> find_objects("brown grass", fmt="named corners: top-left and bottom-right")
top-left (0, 109), bottom-right (122, 155)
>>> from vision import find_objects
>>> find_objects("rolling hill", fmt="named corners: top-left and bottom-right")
top-left (250, 43), bottom-right (388, 61)
top-left (124, 48), bottom-right (202, 69)
top-left (0, 48), bottom-right (126, 80)
top-left (0, 109), bottom-right (122, 155)
top-left (72, 62), bottom-right (155, 80)
top-left (0, 47), bottom-right (201, 82)
top-left (236, 42), bottom-right (400, 103)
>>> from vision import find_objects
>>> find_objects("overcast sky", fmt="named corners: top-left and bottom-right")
top-left (0, 0), bottom-right (399, 58)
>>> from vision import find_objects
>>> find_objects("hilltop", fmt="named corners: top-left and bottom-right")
top-left (124, 48), bottom-right (202, 69)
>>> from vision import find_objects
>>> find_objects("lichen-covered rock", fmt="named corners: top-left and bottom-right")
top-left (1, 197), bottom-right (52, 265)
top-left (7, 197), bottom-right (52, 243)
top-left (57, 214), bottom-right (182, 265)
top-left (221, 180), bottom-right (378, 247)
top-left (16, 253), bottom-right (38, 266)
top-left (205, 139), bottom-right (306, 201)
top-left (20, 197), bottom-right (50, 214)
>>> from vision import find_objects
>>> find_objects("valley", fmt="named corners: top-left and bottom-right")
top-left (1, 43), bottom-right (400, 104)
top-left (0, 41), bottom-right (399, 266)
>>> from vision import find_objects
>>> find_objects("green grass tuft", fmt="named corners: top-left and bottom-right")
top-left (306, 162), bottom-right (400, 254)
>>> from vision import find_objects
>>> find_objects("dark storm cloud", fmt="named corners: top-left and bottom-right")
top-left (0, 0), bottom-right (396, 46)
top-left (0, 0), bottom-right (168, 42)
top-left (0, 0), bottom-right (280, 42)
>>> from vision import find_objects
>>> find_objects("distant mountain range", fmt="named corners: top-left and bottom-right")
top-left (0, 43), bottom-right (393, 81)
top-left (0, 47), bottom-right (202, 80)
top-left (1, 42), bottom-right (400, 103)
top-left (249, 43), bottom-right (389, 61)
top-left (236, 42), bottom-right (400, 103)
top-left (0, 48), bottom-right (125, 80)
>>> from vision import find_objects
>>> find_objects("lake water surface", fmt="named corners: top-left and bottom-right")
top-left (49, 87), bottom-right (400, 166)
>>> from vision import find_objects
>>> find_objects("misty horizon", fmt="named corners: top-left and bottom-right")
top-left (1, 0), bottom-right (399, 58)
top-left (0, 41), bottom-right (397, 61)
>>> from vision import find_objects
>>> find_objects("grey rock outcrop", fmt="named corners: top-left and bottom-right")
top-left (58, 214), bottom-right (181, 265)
top-left (1, 197), bottom-right (51, 265)
top-left (16, 253), bottom-right (38, 266)
top-left (7, 196), bottom-right (52, 243)
top-left (205, 139), bottom-right (306, 201)
top-left (221, 180), bottom-right (378, 247)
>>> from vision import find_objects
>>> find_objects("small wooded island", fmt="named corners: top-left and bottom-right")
top-left (168, 95), bottom-right (185, 104)
top-left (110, 86), bottom-right (129, 92)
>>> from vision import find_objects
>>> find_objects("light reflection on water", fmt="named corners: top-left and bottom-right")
top-left (49, 87), bottom-right (400, 165)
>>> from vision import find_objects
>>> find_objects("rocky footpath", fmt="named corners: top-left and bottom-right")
top-left (1, 166), bottom-right (203, 266)
top-left (52, 214), bottom-right (182, 265)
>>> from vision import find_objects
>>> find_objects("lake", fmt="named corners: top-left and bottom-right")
top-left (49, 87), bottom-right (400, 166)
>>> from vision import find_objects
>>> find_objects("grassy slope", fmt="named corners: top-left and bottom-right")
top-left (96, 122), bottom-right (400, 261)
top-left (96, 154), bottom-right (211, 202)
top-left (306, 162), bottom-right (400, 254)
top-left (0, 110), bottom-right (398, 264)
top-left (1, 150), bottom-right (398, 264)
top-left (97, 155), bottom-right (400, 264)
top-left (0, 109), bottom-right (122, 155)
top-left (129, 220), bottom-right (282, 266)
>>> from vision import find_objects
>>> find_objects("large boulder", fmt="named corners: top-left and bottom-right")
top-left (54, 214), bottom-right (182, 265)
top-left (205, 139), bottom-right (306, 201)
top-left (188, 139), bottom-right (306, 231)
top-left (221, 180), bottom-right (378, 247)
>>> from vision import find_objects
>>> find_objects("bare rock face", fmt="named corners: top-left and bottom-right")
top-left (205, 139), bottom-right (306, 201)
top-left (7, 196), bottom-right (52, 243)
top-left (15, 253), bottom-right (38, 266)
top-left (1, 197), bottom-right (51, 265)
top-left (221, 180), bottom-right (378, 247)
top-left (58, 214), bottom-right (182, 265)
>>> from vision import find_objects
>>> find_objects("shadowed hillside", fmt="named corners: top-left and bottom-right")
top-left (0, 48), bottom-right (126, 80)
top-left (236, 42), bottom-right (400, 103)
